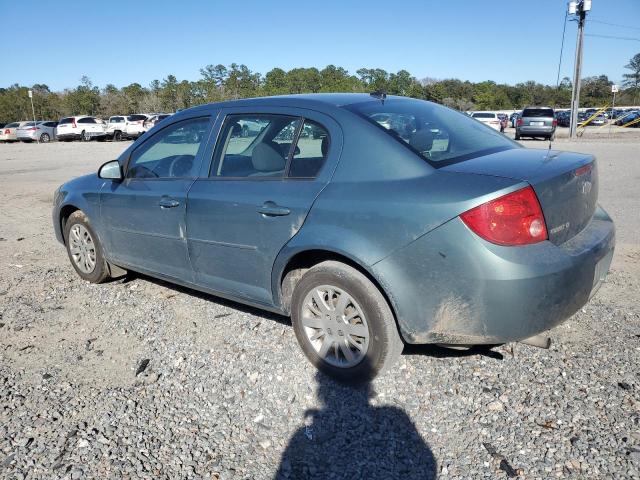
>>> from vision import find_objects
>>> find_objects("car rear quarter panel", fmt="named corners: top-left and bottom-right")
top-left (272, 112), bottom-right (523, 312)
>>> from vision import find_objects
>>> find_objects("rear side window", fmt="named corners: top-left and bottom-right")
top-left (78, 117), bottom-right (95, 124)
top-left (522, 108), bottom-right (554, 117)
top-left (289, 120), bottom-right (329, 178)
top-left (212, 115), bottom-right (300, 178)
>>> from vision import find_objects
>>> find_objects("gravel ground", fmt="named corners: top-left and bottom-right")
top-left (1, 135), bottom-right (639, 479)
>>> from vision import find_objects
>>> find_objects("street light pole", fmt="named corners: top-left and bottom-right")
top-left (568, 0), bottom-right (591, 139)
top-left (28, 89), bottom-right (39, 144)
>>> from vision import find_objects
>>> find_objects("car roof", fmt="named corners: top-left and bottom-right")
top-left (179, 93), bottom-right (418, 116)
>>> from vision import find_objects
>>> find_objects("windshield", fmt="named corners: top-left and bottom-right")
top-left (345, 99), bottom-right (519, 167)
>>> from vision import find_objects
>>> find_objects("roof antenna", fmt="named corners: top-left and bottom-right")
top-left (370, 90), bottom-right (387, 104)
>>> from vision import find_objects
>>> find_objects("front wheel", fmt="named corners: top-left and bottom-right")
top-left (40, 133), bottom-right (50, 143)
top-left (81, 130), bottom-right (91, 142)
top-left (64, 211), bottom-right (110, 283)
top-left (291, 261), bottom-right (403, 383)
top-left (113, 130), bottom-right (122, 141)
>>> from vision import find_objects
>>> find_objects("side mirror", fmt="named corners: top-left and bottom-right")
top-left (98, 160), bottom-right (123, 180)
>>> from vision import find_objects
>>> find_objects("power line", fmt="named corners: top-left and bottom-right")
top-left (588, 19), bottom-right (640, 31)
top-left (556, 10), bottom-right (569, 89)
top-left (585, 33), bottom-right (640, 42)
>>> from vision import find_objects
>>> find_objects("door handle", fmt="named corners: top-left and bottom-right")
top-left (159, 197), bottom-right (180, 208)
top-left (258, 201), bottom-right (290, 217)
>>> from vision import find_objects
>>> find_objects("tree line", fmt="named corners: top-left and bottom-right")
top-left (1, 54), bottom-right (639, 122)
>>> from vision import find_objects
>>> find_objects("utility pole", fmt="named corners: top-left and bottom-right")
top-left (568, 0), bottom-right (591, 139)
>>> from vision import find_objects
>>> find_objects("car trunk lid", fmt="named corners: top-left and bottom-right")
top-left (441, 148), bottom-right (598, 245)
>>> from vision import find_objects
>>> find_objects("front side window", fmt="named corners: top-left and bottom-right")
top-left (127, 117), bottom-right (209, 179)
top-left (345, 99), bottom-right (519, 167)
top-left (212, 115), bottom-right (300, 178)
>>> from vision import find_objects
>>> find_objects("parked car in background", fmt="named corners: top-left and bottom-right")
top-left (556, 111), bottom-right (570, 127)
top-left (471, 112), bottom-right (501, 130)
top-left (586, 114), bottom-right (606, 127)
top-left (615, 111), bottom-right (640, 127)
top-left (16, 121), bottom-right (58, 142)
top-left (57, 116), bottom-right (108, 142)
top-left (123, 114), bottom-right (150, 139)
top-left (516, 106), bottom-right (556, 140)
top-left (510, 112), bottom-right (520, 128)
top-left (143, 114), bottom-right (171, 131)
top-left (0, 123), bottom-right (6, 129)
top-left (53, 93), bottom-right (614, 381)
top-left (106, 116), bottom-right (127, 141)
top-left (0, 121), bottom-right (30, 142)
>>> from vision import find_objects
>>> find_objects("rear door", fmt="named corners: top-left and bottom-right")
top-left (521, 108), bottom-right (554, 127)
top-left (100, 115), bottom-right (214, 280)
top-left (186, 107), bottom-right (341, 305)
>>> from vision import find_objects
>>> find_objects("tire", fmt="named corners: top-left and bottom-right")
top-left (81, 130), bottom-right (90, 142)
top-left (40, 133), bottom-right (50, 143)
top-left (291, 261), bottom-right (403, 383)
top-left (113, 130), bottom-right (122, 141)
top-left (515, 133), bottom-right (521, 140)
top-left (64, 210), bottom-right (110, 283)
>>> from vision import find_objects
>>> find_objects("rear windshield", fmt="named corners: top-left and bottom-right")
top-left (471, 112), bottom-right (495, 119)
top-left (59, 117), bottom-right (75, 124)
top-left (345, 99), bottom-right (519, 168)
top-left (6, 122), bottom-right (19, 128)
top-left (22, 122), bottom-right (36, 127)
top-left (128, 114), bottom-right (147, 121)
top-left (522, 108), bottom-right (554, 118)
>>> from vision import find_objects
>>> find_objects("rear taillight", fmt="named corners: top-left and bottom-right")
top-left (72, 120), bottom-right (77, 128)
top-left (27, 127), bottom-right (37, 131)
top-left (552, 119), bottom-right (558, 127)
top-left (4, 129), bottom-right (10, 134)
top-left (516, 118), bottom-right (523, 127)
top-left (460, 186), bottom-right (548, 246)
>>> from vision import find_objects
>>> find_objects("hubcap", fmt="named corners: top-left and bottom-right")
top-left (68, 224), bottom-right (96, 274)
top-left (301, 285), bottom-right (370, 368)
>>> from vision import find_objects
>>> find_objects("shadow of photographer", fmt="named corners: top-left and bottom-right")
top-left (275, 369), bottom-right (437, 479)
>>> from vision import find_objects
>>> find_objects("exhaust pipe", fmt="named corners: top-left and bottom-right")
top-left (519, 334), bottom-right (551, 349)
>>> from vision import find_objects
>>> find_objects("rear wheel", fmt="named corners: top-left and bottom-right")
top-left (113, 130), bottom-right (122, 141)
top-left (81, 130), bottom-right (91, 142)
top-left (291, 261), bottom-right (403, 383)
top-left (64, 211), bottom-right (110, 283)
top-left (40, 133), bottom-right (50, 143)
top-left (515, 132), bottom-right (521, 140)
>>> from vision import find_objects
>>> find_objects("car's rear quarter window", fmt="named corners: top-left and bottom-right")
top-left (345, 99), bottom-right (519, 168)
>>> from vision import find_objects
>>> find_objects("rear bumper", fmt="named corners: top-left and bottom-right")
top-left (517, 126), bottom-right (555, 136)
top-left (56, 133), bottom-right (81, 141)
top-left (372, 205), bottom-right (615, 345)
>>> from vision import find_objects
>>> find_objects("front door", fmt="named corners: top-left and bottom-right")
top-left (187, 109), bottom-right (339, 305)
top-left (100, 116), bottom-right (212, 281)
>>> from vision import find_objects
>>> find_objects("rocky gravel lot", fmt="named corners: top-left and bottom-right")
top-left (1, 136), bottom-right (639, 479)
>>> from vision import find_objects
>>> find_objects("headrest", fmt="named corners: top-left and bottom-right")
top-left (252, 142), bottom-right (285, 172)
top-left (409, 129), bottom-right (434, 153)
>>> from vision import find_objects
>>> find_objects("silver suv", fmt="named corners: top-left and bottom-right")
top-left (516, 106), bottom-right (556, 140)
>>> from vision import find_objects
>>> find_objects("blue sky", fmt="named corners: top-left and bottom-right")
top-left (1, 0), bottom-right (638, 90)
